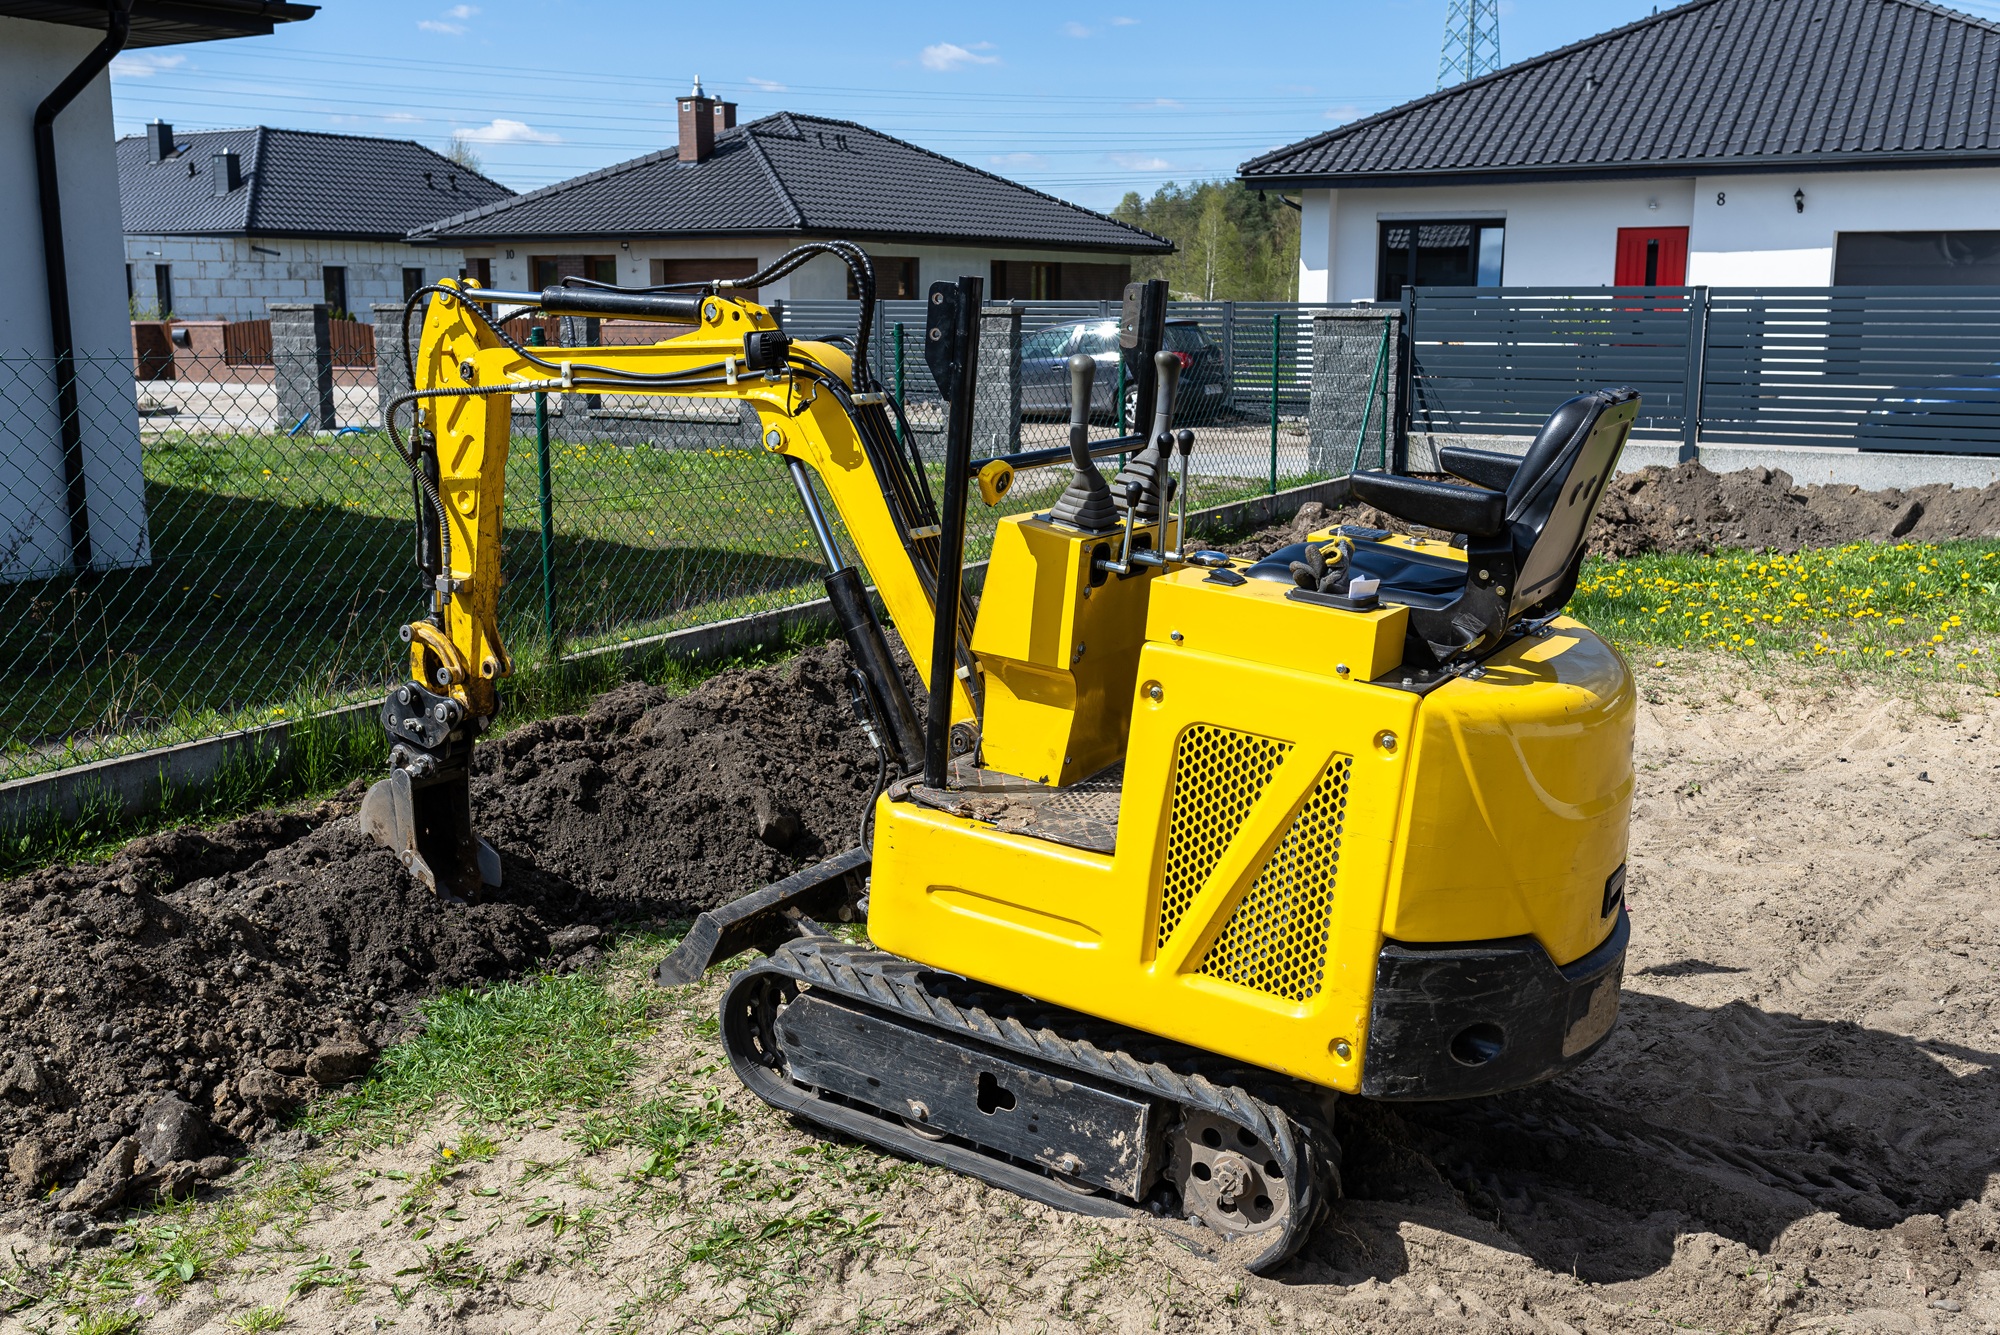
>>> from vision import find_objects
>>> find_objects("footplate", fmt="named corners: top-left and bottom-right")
top-left (718, 938), bottom-right (1339, 1273)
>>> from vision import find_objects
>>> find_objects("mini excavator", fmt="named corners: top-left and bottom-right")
top-left (362, 246), bottom-right (1639, 1271)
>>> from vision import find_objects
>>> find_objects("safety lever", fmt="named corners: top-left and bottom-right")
top-left (1166, 428), bottom-right (1195, 560)
top-left (1097, 479), bottom-right (1147, 577)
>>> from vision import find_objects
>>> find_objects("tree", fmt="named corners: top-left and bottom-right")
top-left (1112, 181), bottom-right (1300, 301)
top-left (445, 134), bottom-right (484, 175)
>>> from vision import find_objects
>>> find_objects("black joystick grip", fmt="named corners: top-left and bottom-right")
top-left (1149, 350), bottom-right (1182, 444)
top-left (1068, 354), bottom-right (1096, 435)
top-left (1049, 353), bottom-right (1118, 533)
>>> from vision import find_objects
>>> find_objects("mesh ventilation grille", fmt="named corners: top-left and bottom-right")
top-left (1198, 754), bottom-right (1354, 1002)
top-left (1155, 726), bottom-right (1293, 950)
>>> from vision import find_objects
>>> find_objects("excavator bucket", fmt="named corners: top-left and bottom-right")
top-left (360, 766), bottom-right (500, 903)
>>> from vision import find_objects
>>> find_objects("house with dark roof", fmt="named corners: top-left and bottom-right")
top-left (120, 123), bottom-right (513, 323)
top-left (412, 84), bottom-right (1171, 304)
top-left (1242, 0), bottom-right (2000, 302)
top-left (2, 0), bottom-right (314, 582)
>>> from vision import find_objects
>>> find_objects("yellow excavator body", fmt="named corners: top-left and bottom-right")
top-left (870, 533), bottom-right (1634, 1096)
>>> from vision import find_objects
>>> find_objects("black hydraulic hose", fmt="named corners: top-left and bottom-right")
top-left (36, 0), bottom-right (132, 571)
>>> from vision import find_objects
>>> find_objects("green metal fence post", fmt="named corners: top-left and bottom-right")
top-left (893, 322), bottom-right (905, 449)
top-left (1116, 355), bottom-right (1128, 468)
top-left (1268, 313), bottom-right (1280, 494)
top-left (529, 326), bottom-right (559, 659)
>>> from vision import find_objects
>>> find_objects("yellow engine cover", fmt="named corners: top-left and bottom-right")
top-left (867, 567), bottom-right (1635, 1094)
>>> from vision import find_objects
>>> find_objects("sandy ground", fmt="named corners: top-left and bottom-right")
top-left (7, 653), bottom-right (1999, 1334)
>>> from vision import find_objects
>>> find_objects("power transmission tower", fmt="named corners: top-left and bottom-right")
top-left (1437, 0), bottom-right (1502, 89)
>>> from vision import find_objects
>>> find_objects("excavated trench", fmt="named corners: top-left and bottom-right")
top-left (3, 463), bottom-right (1998, 1305)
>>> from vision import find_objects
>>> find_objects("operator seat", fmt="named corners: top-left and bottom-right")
top-left (1252, 388), bottom-right (1638, 667)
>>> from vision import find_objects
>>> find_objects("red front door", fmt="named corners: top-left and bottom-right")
top-left (1615, 227), bottom-right (1689, 286)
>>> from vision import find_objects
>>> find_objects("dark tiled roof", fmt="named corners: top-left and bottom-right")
top-left (414, 112), bottom-right (1171, 253)
top-left (1241, 0), bottom-right (2000, 185)
top-left (119, 127), bottom-right (514, 239)
top-left (0, 0), bottom-right (315, 49)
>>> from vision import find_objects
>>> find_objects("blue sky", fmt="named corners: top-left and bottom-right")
top-left (101, 0), bottom-right (2000, 212)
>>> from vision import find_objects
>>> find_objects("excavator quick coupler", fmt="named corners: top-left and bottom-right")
top-left (358, 679), bottom-right (501, 902)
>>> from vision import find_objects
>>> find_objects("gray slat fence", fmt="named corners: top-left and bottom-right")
top-left (1406, 285), bottom-right (2000, 457)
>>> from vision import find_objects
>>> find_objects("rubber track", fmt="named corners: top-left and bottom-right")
top-left (726, 937), bottom-right (1339, 1272)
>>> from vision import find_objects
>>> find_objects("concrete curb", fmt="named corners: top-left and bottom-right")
top-left (1413, 432), bottom-right (2000, 489)
top-left (0, 479), bottom-right (1352, 829)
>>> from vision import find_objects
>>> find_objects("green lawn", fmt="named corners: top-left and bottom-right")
top-left (1572, 539), bottom-right (2000, 686)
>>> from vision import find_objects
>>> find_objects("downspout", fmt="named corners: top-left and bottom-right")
top-left (34, 0), bottom-right (134, 572)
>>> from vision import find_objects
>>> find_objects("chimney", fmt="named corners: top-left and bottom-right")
top-left (713, 100), bottom-right (737, 132)
top-left (149, 119), bottom-right (175, 162)
top-left (210, 149), bottom-right (242, 195)
top-left (677, 75), bottom-right (716, 163)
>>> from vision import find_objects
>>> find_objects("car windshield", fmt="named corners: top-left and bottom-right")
top-left (1022, 328), bottom-right (1071, 359)
top-left (1076, 322), bottom-right (1120, 355)
top-left (1164, 324), bottom-right (1212, 352)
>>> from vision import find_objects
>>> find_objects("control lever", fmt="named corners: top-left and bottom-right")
top-left (1097, 479), bottom-right (1146, 577)
top-left (1168, 428), bottom-right (1195, 559)
top-left (1049, 354), bottom-right (1118, 532)
top-left (1110, 350), bottom-right (1182, 525)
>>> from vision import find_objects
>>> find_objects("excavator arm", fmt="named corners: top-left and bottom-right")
top-left (361, 259), bottom-right (985, 899)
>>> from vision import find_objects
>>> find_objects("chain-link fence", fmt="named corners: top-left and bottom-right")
top-left (2, 300), bottom-right (1357, 784)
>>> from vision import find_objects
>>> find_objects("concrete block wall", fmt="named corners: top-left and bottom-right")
top-left (269, 303), bottom-right (335, 430)
top-left (125, 236), bottom-right (468, 324)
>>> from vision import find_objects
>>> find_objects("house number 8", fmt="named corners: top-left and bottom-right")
top-left (1716, 191), bottom-right (1726, 205)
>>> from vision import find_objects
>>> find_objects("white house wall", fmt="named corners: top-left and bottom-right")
top-left (2, 17), bottom-right (149, 581)
top-left (1297, 167), bottom-right (2000, 299)
top-left (123, 235), bottom-right (471, 323)
top-left (450, 238), bottom-right (1147, 301)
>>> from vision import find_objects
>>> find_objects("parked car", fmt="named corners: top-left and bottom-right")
top-left (1019, 317), bottom-right (1228, 423)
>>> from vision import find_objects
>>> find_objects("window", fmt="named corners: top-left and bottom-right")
top-left (463, 257), bottom-right (492, 287)
top-left (851, 256), bottom-right (919, 300)
top-left (1076, 321), bottom-right (1121, 355)
top-left (1059, 262), bottom-right (1130, 301)
top-left (1021, 327), bottom-right (1074, 361)
top-left (1164, 323), bottom-right (1215, 352)
top-left (154, 264), bottom-right (173, 317)
top-left (1834, 231), bottom-right (2000, 285)
top-left (992, 260), bottom-right (1063, 300)
top-left (322, 266), bottom-right (347, 318)
top-left (402, 267), bottom-right (426, 299)
top-left (651, 257), bottom-right (759, 299)
top-left (531, 255), bottom-right (618, 288)
top-left (1376, 219), bottom-right (1505, 300)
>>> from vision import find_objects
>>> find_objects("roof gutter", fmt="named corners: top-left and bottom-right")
top-left (1240, 150), bottom-right (2000, 191)
top-left (35, 0), bottom-right (133, 573)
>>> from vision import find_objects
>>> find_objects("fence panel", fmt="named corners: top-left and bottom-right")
top-left (1701, 287), bottom-right (2000, 454)
top-left (1407, 287), bottom-right (1697, 439)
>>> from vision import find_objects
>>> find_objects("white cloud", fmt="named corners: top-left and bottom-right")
top-left (1130, 97), bottom-right (1183, 109)
top-left (745, 76), bottom-right (787, 91)
top-left (417, 18), bottom-right (465, 33)
top-left (456, 118), bottom-right (561, 144)
top-left (445, 3), bottom-right (478, 15)
top-left (988, 152), bottom-right (1047, 170)
top-left (1110, 153), bottom-right (1172, 171)
top-left (920, 42), bottom-right (999, 71)
top-left (1110, 15), bottom-right (1138, 24)
top-left (381, 111), bottom-right (423, 124)
top-left (1323, 104), bottom-right (1365, 122)
top-left (111, 52), bottom-right (185, 78)
top-left (1062, 21), bottom-right (1093, 37)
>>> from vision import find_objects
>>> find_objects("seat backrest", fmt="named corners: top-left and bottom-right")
top-left (1502, 388), bottom-right (1640, 616)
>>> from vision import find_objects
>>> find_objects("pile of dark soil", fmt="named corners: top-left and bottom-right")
top-left (1222, 463), bottom-right (2000, 561)
top-left (0, 641), bottom-right (883, 1219)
